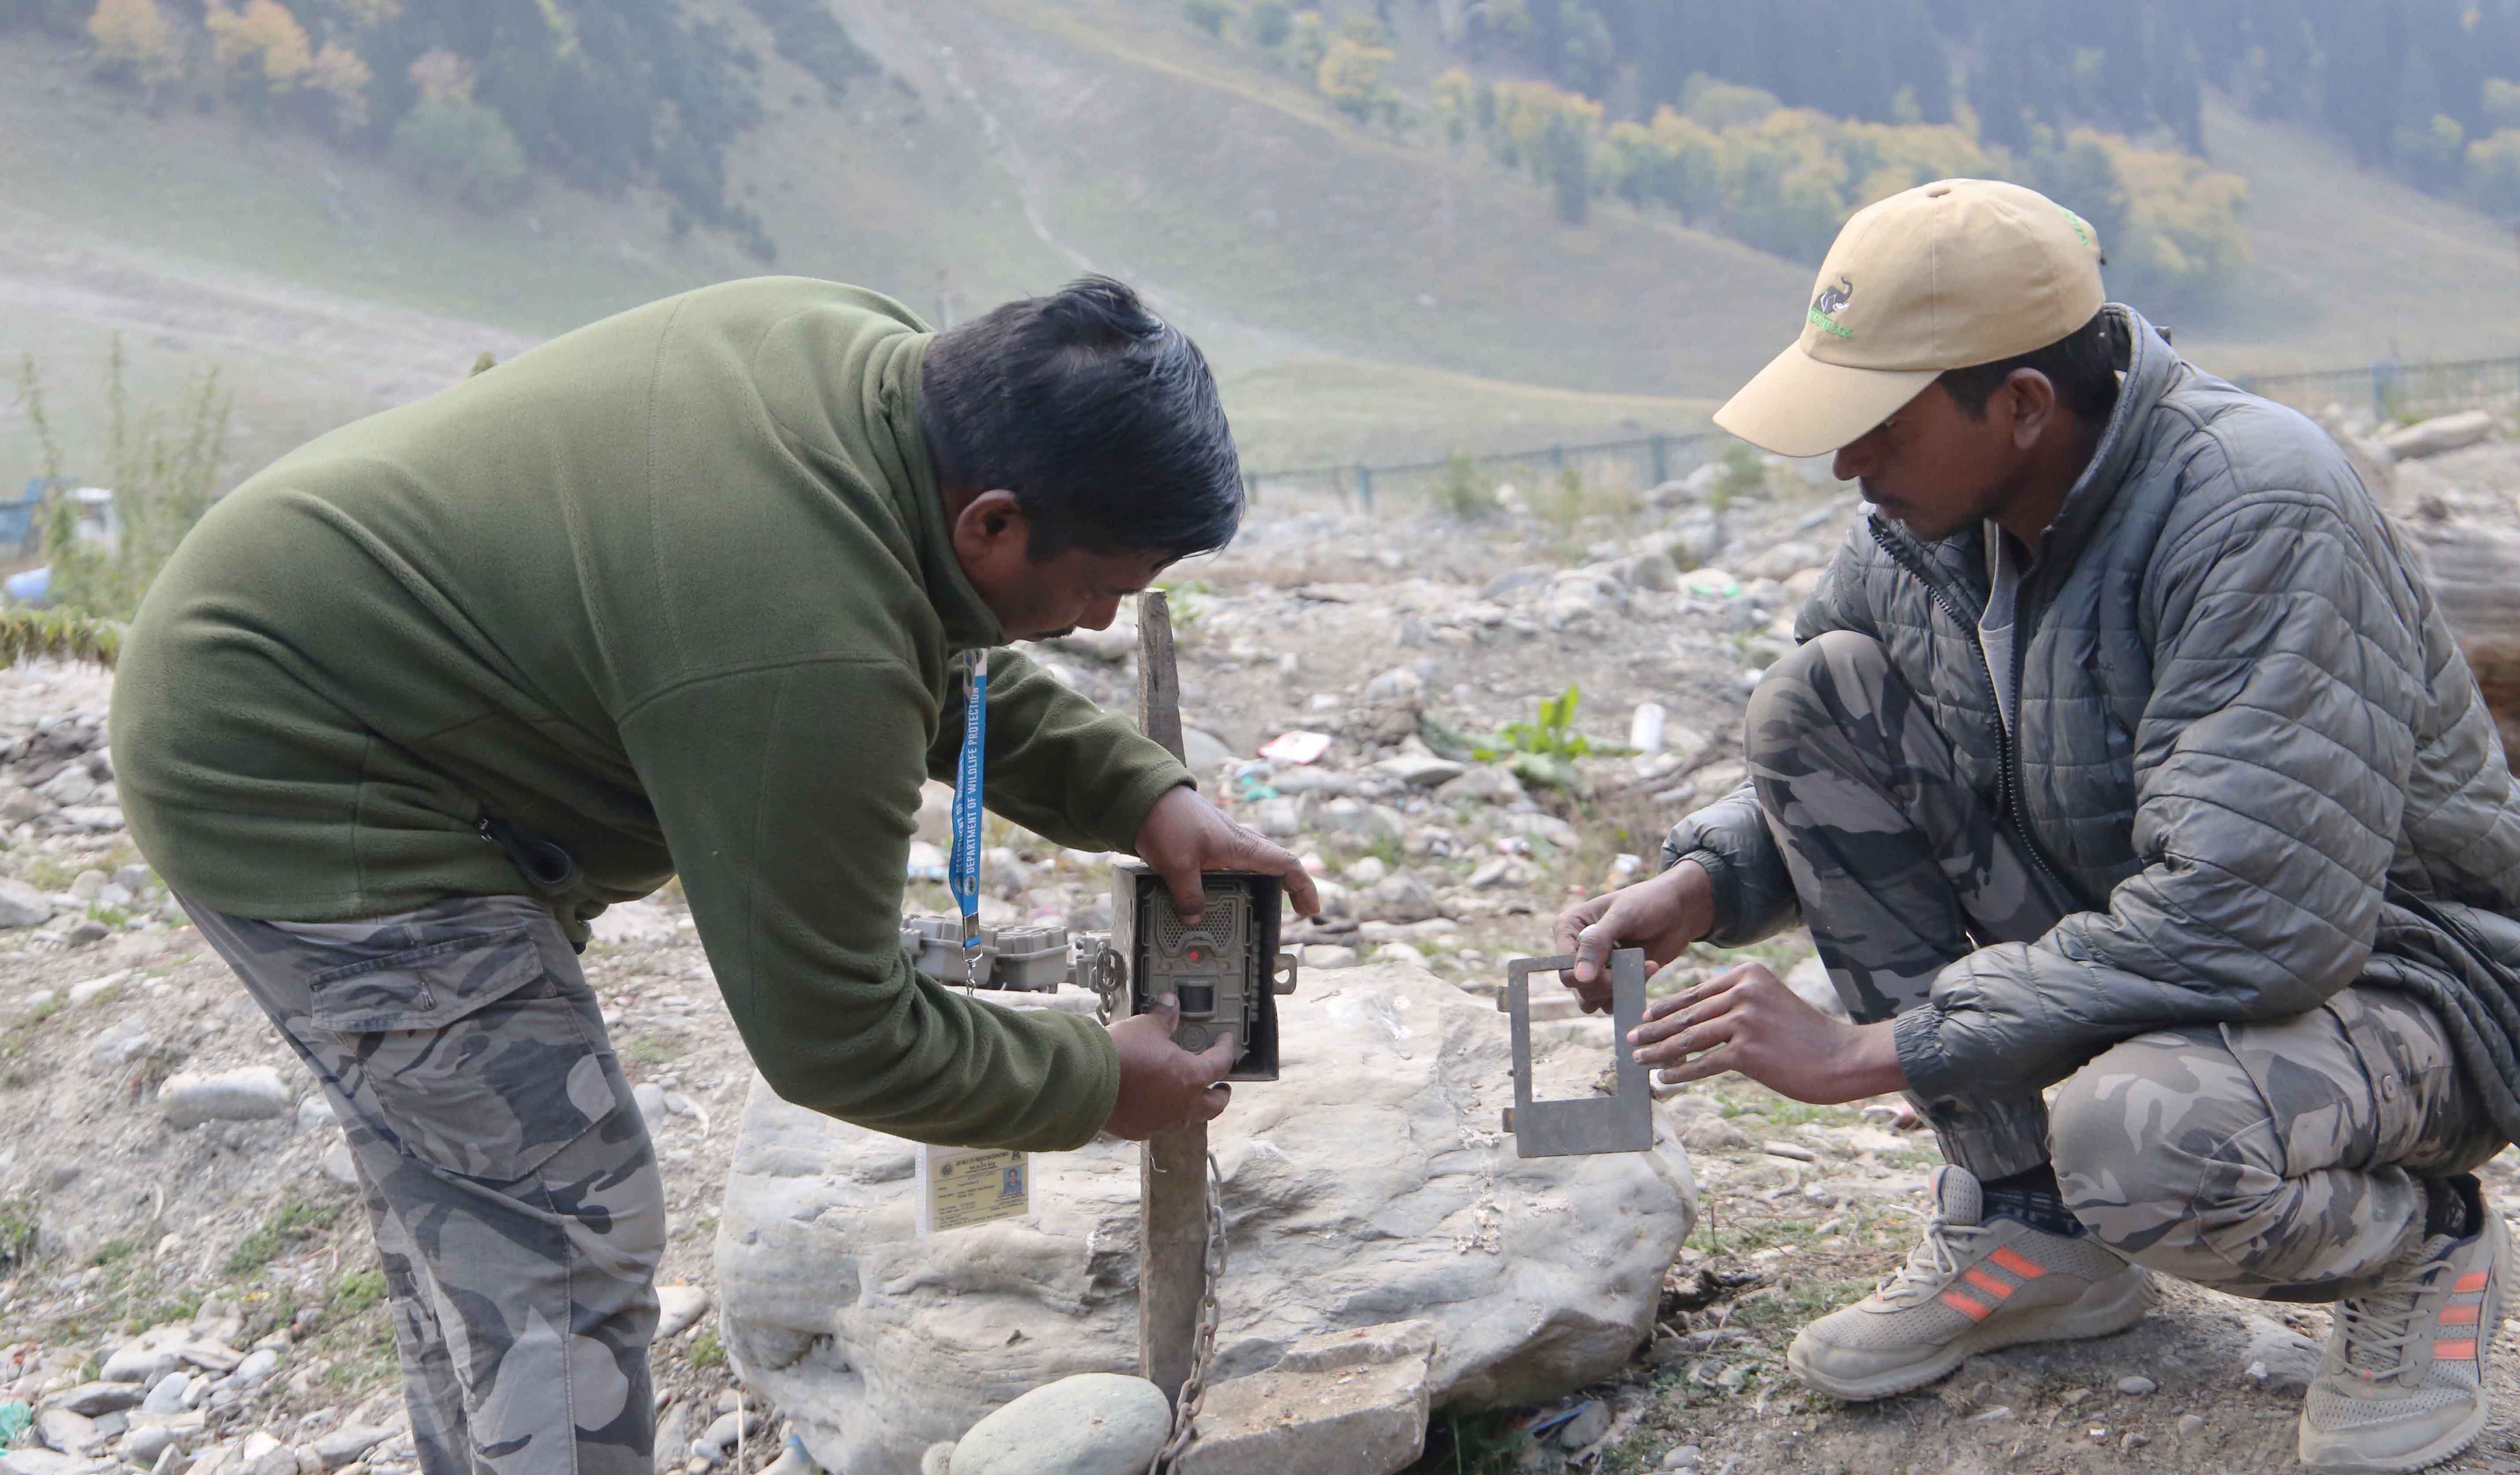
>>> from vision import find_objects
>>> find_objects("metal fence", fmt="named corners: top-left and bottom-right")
top-left (1245, 430), bottom-right (1718, 512)
top-left (1243, 351), bottom-right (2520, 513)
top-left (2221, 355), bottom-right (2520, 426)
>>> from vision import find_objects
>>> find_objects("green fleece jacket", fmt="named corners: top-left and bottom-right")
top-left (110, 277), bottom-right (1194, 1152)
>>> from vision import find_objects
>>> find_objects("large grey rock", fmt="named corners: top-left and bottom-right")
top-left (718, 962), bottom-right (1697, 1475)
top-left (1782, 957), bottom-right (1847, 1022)
top-left (1364, 873), bottom-right (1440, 924)
top-left (1175, 1321), bottom-right (1435, 1475)
top-left (1367, 753), bottom-right (1464, 790)
top-left (0, 877), bottom-right (53, 929)
top-left (945, 1374), bottom-right (1169, 1475)
top-left (159, 1069), bottom-right (290, 1129)
top-left (2380, 409), bottom-right (2493, 461)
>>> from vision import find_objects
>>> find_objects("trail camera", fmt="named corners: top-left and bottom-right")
top-left (1099, 859), bottom-right (1298, 1082)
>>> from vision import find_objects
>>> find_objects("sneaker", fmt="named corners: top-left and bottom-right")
top-left (1785, 1165), bottom-right (2156, 1400)
top-left (2299, 1176), bottom-right (2509, 1475)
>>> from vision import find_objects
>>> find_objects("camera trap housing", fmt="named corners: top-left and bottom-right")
top-left (1105, 859), bottom-right (1298, 1082)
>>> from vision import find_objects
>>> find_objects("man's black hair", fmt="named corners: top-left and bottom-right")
top-left (920, 276), bottom-right (1244, 561)
top-left (1937, 309), bottom-right (2124, 426)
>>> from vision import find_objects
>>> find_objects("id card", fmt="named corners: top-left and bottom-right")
top-left (915, 1143), bottom-right (1033, 1233)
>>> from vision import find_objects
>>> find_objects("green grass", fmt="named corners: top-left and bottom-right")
top-left (687, 1328), bottom-right (726, 1370)
top-left (0, 1197), bottom-right (38, 1271)
top-left (624, 1035), bottom-right (679, 1066)
top-left (224, 1198), bottom-right (341, 1277)
top-left (328, 1268), bottom-right (389, 1319)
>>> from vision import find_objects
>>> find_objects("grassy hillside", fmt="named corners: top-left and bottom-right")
top-left (9, 2), bottom-right (2520, 494)
top-left (2175, 96), bottom-right (2520, 375)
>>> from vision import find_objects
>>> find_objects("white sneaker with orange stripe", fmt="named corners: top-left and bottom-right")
top-left (1786, 1165), bottom-right (2155, 1400)
top-left (2300, 1177), bottom-right (2509, 1475)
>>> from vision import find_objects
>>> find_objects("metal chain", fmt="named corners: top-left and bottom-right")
top-left (1149, 1153), bottom-right (1228, 1475)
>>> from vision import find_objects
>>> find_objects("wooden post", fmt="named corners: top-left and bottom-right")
top-left (1134, 590), bottom-right (1205, 1404)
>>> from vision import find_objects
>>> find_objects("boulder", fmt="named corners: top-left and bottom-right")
top-left (1367, 753), bottom-right (1464, 790)
top-left (2380, 409), bottom-right (2494, 461)
top-left (1435, 766), bottom-right (1524, 807)
top-left (945, 1373), bottom-right (1169, 1475)
top-left (717, 963), bottom-right (1697, 1475)
top-left (158, 1069), bottom-right (291, 1130)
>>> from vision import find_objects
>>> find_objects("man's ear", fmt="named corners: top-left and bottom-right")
top-left (952, 489), bottom-right (1031, 565)
top-left (2004, 368), bottom-right (2060, 450)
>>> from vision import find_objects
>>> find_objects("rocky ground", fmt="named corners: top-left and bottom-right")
top-left (3, 446), bottom-right (2520, 1475)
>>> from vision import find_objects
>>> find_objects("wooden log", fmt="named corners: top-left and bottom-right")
top-left (2418, 519), bottom-right (2520, 772)
top-left (1134, 590), bottom-right (1206, 1403)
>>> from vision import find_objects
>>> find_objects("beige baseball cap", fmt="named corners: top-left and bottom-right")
top-left (1714, 178), bottom-right (2106, 458)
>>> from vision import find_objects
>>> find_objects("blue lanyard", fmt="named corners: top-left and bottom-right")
top-left (948, 650), bottom-right (988, 982)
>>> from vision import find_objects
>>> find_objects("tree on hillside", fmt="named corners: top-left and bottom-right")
top-left (85, 0), bottom-right (178, 91)
top-left (204, 0), bottom-right (313, 107)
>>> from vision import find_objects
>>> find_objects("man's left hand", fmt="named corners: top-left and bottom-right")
top-left (1133, 786), bottom-right (1321, 923)
top-left (1631, 962), bottom-right (1907, 1105)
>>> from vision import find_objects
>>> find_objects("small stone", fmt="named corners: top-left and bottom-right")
top-left (1968, 1406), bottom-right (2014, 1424)
top-left (0, 878), bottom-right (54, 929)
top-left (68, 971), bottom-right (132, 1007)
top-left (947, 1373), bottom-right (1171, 1475)
top-left (632, 1084), bottom-right (667, 1125)
top-left (159, 1069), bottom-right (291, 1129)
top-left (2116, 1375), bottom-right (2156, 1396)
top-left (1760, 1141), bottom-right (1817, 1163)
top-left (2178, 1414), bottom-right (2205, 1437)
top-left (1678, 1116), bottom-right (1752, 1153)
top-left (112, 865), bottom-right (152, 894)
top-left (64, 919), bottom-right (112, 948)
top-left (36, 1406), bottom-right (100, 1454)
top-left (1374, 942), bottom-right (1428, 968)
top-left (655, 1287), bottom-right (711, 1342)
top-left (918, 1446), bottom-right (953, 1475)
top-left (2240, 1317), bottom-right (2322, 1396)
top-left (149, 1444), bottom-right (191, 1475)
top-left (1301, 945), bottom-right (1359, 970)
top-left (2121, 1431), bottom-right (2149, 1450)
top-left (99, 1346), bottom-right (178, 1386)
top-left (1660, 1446), bottom-right (1701, 1471)
top-left (318, 1143), bottom-right (358, 1189)
top-left (295, 1097), bottom-right (336, 1133)
top-left (1554, 1399), bottom-right (1610, 1450)
top-left (122, 1425), bottom-right (183, 1466)
top-left (0, 1449), bottom-right (94, 1475)
top-left (140, 1376), bottom-right (191, 1416)
top-left (48, 1382), bottom-right (144, 1417)
top-left (231, 1351), bottom-right (279, 1386)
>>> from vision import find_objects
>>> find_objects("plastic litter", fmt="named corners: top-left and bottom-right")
top-left (1258, 729), bottom-right (1333, 765)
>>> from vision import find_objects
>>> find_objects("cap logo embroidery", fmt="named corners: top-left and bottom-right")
top-left (1808, 274), bottom-right (1855, 339)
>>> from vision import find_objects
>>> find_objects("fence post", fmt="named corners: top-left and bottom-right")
top-left (2372, 361), bottom-right (2393, 426)
top-left (1651, 435), bottom-right (1669, 486)
top-left (1356, 464), bottom-right (1374, 512)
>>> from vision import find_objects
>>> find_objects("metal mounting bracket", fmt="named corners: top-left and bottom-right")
top-left (1498, 949), bottom-right (1652, 1158)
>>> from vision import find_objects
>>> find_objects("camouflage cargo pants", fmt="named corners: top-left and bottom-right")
top-left (181, 894), bottom-right (664, 1475)
top-left (1748, 630), bottom-right (2506, 1298)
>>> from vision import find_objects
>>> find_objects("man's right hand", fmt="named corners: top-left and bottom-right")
top-left (1550, 858), bottom-right (1716, 1013)
top-left (1102, 995), bottom-right (1236, 1139)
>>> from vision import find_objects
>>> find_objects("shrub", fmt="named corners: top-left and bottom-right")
top-left (1183, 0), bottom-right (1231, 37)
top-left (391, 97), bottom-right (529, 209)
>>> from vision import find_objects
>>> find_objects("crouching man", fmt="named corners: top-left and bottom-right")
top-left (112, 275), bottom-right (1313, 1475)
top-left (1557, 180), bottom-right (2520, 1473)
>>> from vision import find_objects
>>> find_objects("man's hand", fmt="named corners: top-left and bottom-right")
top-left (1103, 995), bottom-right (1237, 1139)
top-left (1133, 785), bottom-right (1320, 922)
top-left (1550, 860), bottom-right (1716, 1013)
top-left (1630, 962), bottom-right (1907, 1104)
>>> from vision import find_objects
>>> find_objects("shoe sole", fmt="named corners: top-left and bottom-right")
top-left (2298, 1212), bottom-right (2512, 1475)
top-left (1787, 1265), bottom-right (2157, 1402)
